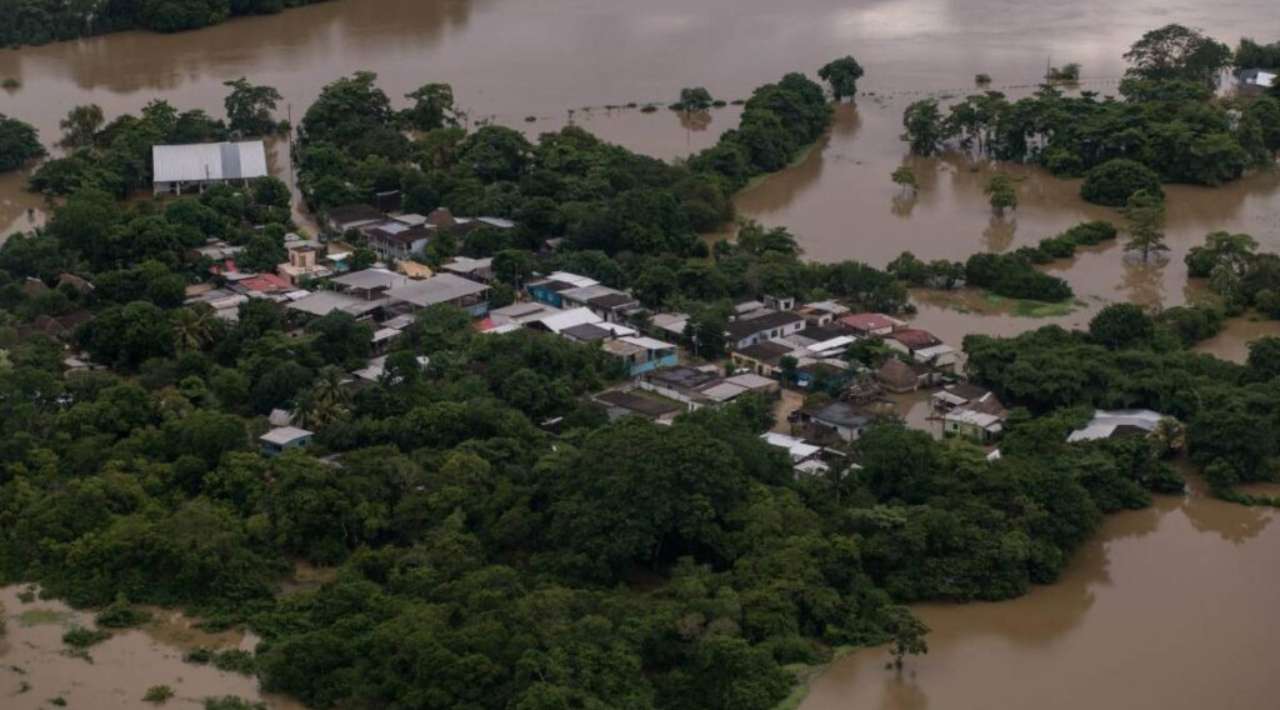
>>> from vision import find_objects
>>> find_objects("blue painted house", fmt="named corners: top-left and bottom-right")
top-left (527, 271), bottom-right (599, 308)
top-left (603, 336), bottom-right (679, 377)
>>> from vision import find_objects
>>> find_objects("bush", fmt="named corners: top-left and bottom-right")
top-left (1081, 159), bottom-right (1163, 206)
top-left (63, 626), bottom-right (112, 648)
top-left (96, 598), bottom-right (153, 628)
top-left (965, 252), bottom-right (1073, 302)
top-left (1089, 303), bottom-right (1154, 349)
top-left (1060, 221), bottom-right (1118, 246)
top-left (144, 685), bottom-right (175, 704)
top-left (213, 649), bottom-right (257, 675)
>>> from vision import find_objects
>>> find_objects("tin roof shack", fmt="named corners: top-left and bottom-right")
top-left (885, 328), bottom-right (960, 374)
top-left (943, 408), bottom-right (1004, 443)
top-left (326, 204), bottom-right (386, 234)
top-left (732, 340), bottom-right (795, 378)
top-left (386, 273), bottom-right (491, 318)
top-left (152, 141), bottom-right (267, 196)
top-left (796, 300), bottom-right (850, 326)
top-left (794, 401), bottom-right (876, 443)
top-left (260, 426), bottom-right (313, 456)
top-left (838, 312), bottom-right (901, 337)
top-left (931, 383), bottom-right (1005, 415)
top-left (1067, 410), bottom-right (1168, 443)
top-left (602, 336), bottom-right (679, 377)
top-left (592, 389), bottom-right (684, 424)
top-left (875, 358), bottom-right (931, 393)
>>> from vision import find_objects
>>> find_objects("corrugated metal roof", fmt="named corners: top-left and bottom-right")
top-left (152, 141), bottom-right (268, 183)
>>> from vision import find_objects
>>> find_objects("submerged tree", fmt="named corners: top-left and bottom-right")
top-left (1122, 189), bottom-right (1169, 262)
top-left (818, 56), bottom-right (865, 101)
top-left (901, 99), bottom-right (945, 157)
top-left (0, 114), bottom-right (46, 172)
top-left (678, 87), bottom-right (714, 112)
top-left (224, 78), bottom-right (283, 136)
top-left (885, 606), bottom-right (929, 672)
top-left (1123, 24), bottom-right (1232, 85)
top-left (403, 83), bottom-right (458, 132)
top-left (891, 165), bottom-right (918, 195)
top-left (984, 173), bottom-right (1018, 215)
top-left (58, 104), bottom-right (105, 149)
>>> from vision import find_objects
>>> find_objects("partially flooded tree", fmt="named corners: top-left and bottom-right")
top-left (1122, 189), bottom-right (1169, 262)
top-left (223, 77), bottom-right (283, 136)
top-left (892, 165), bottom-right (918, 195)
top-left (886, 606), bottom-right (929, 672)
top-left (58, 104), bottom-right (104, 149)
top-left (819, 56), bottom-right (865, 101)
top-left (678, 87), bottom-right (714, 112)
top-left (984, 173), bottom-right (1018, 216)
top-left (403, 83), bottom-right (458, 131)
top-left (901, 99), bottom-right (945, 156)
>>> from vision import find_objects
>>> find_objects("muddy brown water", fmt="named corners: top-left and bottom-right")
top-left (0, 586), bottom-right (299, 709)
top-left (2, 2), bottom-right (1280, 706)
top-left (799, 485), bottom-right (1280, 710)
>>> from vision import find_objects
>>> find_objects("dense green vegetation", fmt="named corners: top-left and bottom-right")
top-left (1187, 230), bottom-right (1280, 319)
top-left (0, 0), bottom-right (330, 47)
top-left (901, 25), bottom-right (1280, 199)
top-left (966, 309), bottom-right (1278, 496)
top-left (0, 114), bottom-right (45, 172)
top-left (0, 57), bottom-right (1212, 709)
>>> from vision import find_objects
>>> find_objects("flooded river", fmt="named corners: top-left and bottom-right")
top-left (2, 1), bottom-right (1280, 707)
top-left (800, 484), bottom-right (1280, 710)
top-left (0, 586), bottom-right (296, 709)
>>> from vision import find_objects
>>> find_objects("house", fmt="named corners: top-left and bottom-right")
top-left (286, 291), bottom-right (388, 319)
top-left (331, 268), bottom-right (411, 300)
top-left (650, 312), bottom-right (690, 340)
top-left (1067, 409), bottom-right (1168, 443)
top-left (152, 141), bottom-right (267, 195)
top-left (943, 408), bottom-right (1004, 443)
top-left (912, 343), bottom-right (960, 373)
top-left (260, 426), bottom-right (313, 456)
top-left (697, 373), bottom-right (780, 404)
top-left (931, 384), bottom-right (1004, 415)
top-left (386, 273), bottom-right (491, 317)
top-left (364, 222), bottom-right (433, 262)
top-left (593, 389), bottom-right (684, 424)
top-left (794, 361), bottom-right (853, 390)
top-left (885, 328), bottom-right (941, 352)
top-left (760, 432), bottom-right (829, 474)
top-left (731, 340), bottom-right (795, 377)
top-left (1239, 68), bottom-right (1277, 91)
top-left (326, 204), bottom-right (385, 234)
top-left (876, 358), bottom-right (931, 393)
top-left (725, 310), bottom-right (806, 350)
top-left (441, 256), bottom-right (494, 282)
top-left (560, 322), bottom-right (619, 343)
top-left (488, 301), bottom-right (562, 329)
top-left (797, 300), bottom-right (850, 326)
top-left (838, 313), bottom-right (899, 337)
top-left (796, 401), bottom-right (875, 443)
top-left (527, 271), bottom-right (601, 308)
top-left (560, 285), bottom-right (641, 323)
top-left (602, 336), bottom-right (679, 376)
top-left (788, 324), bottom-right (849, 349)
top-left (277, 239), bottom-right (331, 285)
top-left (639, 366), bottom-right (725, 409)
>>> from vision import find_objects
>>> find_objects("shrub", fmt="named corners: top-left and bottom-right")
top-left (96, 598), bottom-right (153, 628)
top-left (144, 685), bottom-right (176, 704)
top-left (62, 626), bottom-right (111, 648)
top-left (1081, 159), bottom-right (1163, 206)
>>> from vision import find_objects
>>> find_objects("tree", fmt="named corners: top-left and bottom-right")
top-left (891, 165), bottom-right (918, 195)
top-left (1088, 303), bottom-right (1154, 349)
top-left (171, 304), bottom-right (220, 352)
top-left (0, 114), bottom-right (46, 172)
top-left (1123, 24), bottom-right (1232, 85)
top-left (224, 78), bottom-right (283, 136)
top-left (402, 83), bottom-right (457, 131)
top-left (984, 173), bottom-right (1018, 215)
top-left (818, 56), bottom-right (865, 101)
top-left (59, 104), bottom-right (105, 149)
top-left (1080, 159), bottom-right (1164, 207)
top-left (885, 606), bottom-right (929, 671)
top-left (902, 100), bottom-right (945, 156)
top-left (1121, 190), bottom-right (1168, 262)
top-left (678, 87), bottom-right (714, 112)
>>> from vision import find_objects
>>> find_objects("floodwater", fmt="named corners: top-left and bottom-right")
top-left (799, 485), bottom-right (1280, 710)
top-left (0, 585), bottom-right (297, 710)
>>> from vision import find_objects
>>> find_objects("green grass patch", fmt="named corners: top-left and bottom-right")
top-left (17, 609), bottom-right (70, 626)
top-left (984, 293), bottom-right (1080, 318)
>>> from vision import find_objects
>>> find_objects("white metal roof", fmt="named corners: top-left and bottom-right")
top-left (724, 373), bottom-right (777, 390)
top-left (152, 141), bottom-right (267, 183)
top-left (1067, 409), bottom-right (1165, 443)
top-left (545, 271), bottom-right (599, 289)
top-left (286, 291), bottom-right (386, 317)
top-left (536, 307), bottom-right (602, 333)
top-left (260, 426), bottom-right (313, 446)
top-left (331, 268), bottom-right (409, 292)
top-left (618, 335), bottom-right (675, 351)
top-left (700, 382), bottom-right (749, 402)
top-left (761, 432), bottom-right (822, 462)
top-left (944, 409), bottom-right (1003, 429)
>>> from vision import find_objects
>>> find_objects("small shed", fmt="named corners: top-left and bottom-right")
top-left (260, 426), bottom-right (314, 456)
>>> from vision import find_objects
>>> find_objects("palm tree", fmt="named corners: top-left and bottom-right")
top-left (295, 366), bottom-right (352, 430)
top-left (171, 304), bottom-right (217, 352)
top-left (1150, 417), bottom-right (1186, 457)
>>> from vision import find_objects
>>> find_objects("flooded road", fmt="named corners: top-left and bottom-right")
top-left (0, 586), bottom-right (295, 710)
top-left (800, 487), bottom-right (1280, 710)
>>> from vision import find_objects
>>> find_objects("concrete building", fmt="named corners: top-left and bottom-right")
top-left (152, 141), bottom-right (267, 195)
top-left (260, 426), bottom-right (313, 456)
top-left (725, 310), bottom-right (807, 350)
top-left (386, 273), bottom-right (491, 317)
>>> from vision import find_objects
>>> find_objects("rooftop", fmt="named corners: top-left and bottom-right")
top-left (808, 401), bottom-right (874, 429)
top-left (1067, 409), bottom-right (1166, 443)
top-left (152, 141), bottom-right (267, 183)
top-left (726, 310), bottom-right (805, 340)
top-left (331, 268), bottom-right (409, 292)
top-left (647, 365), bottom-right (721, 391)
top-left (286, 291), bottom-right (387, 318)
top-left (595, 390), bottom-right (683, 418)
top-left (889, 328), bottom-right (942, 350)
top-left (387, 273), bottom-right (489, 308)
top-left (327, 204), bottom-right (385, 226)
top-left (840, 313), bottom-right (898, 332)
top-left (736, 340), bottom-right (795, 364)
top-left (260, 426), bottom-right (313, 446)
